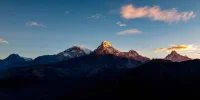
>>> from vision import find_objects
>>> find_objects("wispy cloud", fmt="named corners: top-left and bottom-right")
top-left (117, 29), bottom-right (142, 35)
top-left (65, 10), bottom-right (69, 14)
top-left (109, 9), bottom-right (120, 14)
top-left (121, 4), bottom-right (196, 23)
top-left (87, 14), bottom-right (106, 20)
top-left (154, 48), bottom-right (166, 52)
top-left (0, 38), bottom-right (8, 44)
top-left (116, 22), bottom-right (126, 26)
top-left (87, 14), bottom-right (101, 19)
top-left (26, 22), bottom-right (47, 27)
top-left (155, 45), bottom-right (197, 52)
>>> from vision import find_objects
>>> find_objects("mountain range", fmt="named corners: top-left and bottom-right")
top-left (0, 41), bottom-right (192, 70)
top-left (0, 41), bottom-right (199, 99)
top-left (94, 41), bottom-right (150, 62)
top-left (0, 54), bottom-right (199, 99)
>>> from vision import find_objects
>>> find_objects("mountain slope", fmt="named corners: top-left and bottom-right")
top-left (1, 58), bottom-right (200, 99)
top-left (1, 54), bottom-right (142, 79)
top-left (0, 54), bottom-right (33, 70)
top-left (33, 46), bottom-right (92, 64)
top-left (0, 54), bottom-right (32, 66)
top-left (94, 41), bottom-right (121, 55)
top-left (119, 59), bottom-right (200, 88)
top-left (58, 46), bottom-right (91, 58)
top-left (164, 51), bottom-right (191, 62)
top-left (3, 54), bottom-right (26, 65)
top-left (94, 41), bottom-right (150, 62)
top-left (123, 50), bottom-right (150, 62)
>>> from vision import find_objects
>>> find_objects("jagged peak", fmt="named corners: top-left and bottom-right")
top-left (77, 45), bottom-right (86, 48)
top-left (103, 41), bottom-right (110, 43)
top-left (97, 41), bottom-right (118, 50)
top-left (7, 53), bottom-right (20, 58)
top-left (4, 53), bottom-right (26, 61)
top-left (165, 50), bottom-right (191, 62)
top-left (66, 46), bottom-right (84, 51)
top-left (96, 41), bottom-right (115, 50)
top-left (94, 41), bottom-right (120, 55)
top-left (71, 45), bottom-right (82, 48)
top-left (68, 45), bottom-right (89, 50)
top-left (101, 41), bottom-right (112, 48)
top-left (6, 54), bottom-right (33, 61)
top-left (170, 50), bottom-right (178, 55)
top-left (129, 50), bottom-right (138, 53)
top-left (166, 50), bottom-right (181, 58)
top-left (10, 53), bottom-right (19, 56)
top-left (62, 45), bottom-right (91, 55)
top-left (128, 50), bottom-right (139, 55)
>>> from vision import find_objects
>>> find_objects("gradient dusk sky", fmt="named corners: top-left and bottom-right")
top-left (0, 0), bottom-right (200, 59)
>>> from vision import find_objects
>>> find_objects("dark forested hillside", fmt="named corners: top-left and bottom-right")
top-left (0, 56), bottom-right (200, 99)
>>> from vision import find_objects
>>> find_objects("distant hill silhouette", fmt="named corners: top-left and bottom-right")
top-left (0, 55), bottom-right (200, 99)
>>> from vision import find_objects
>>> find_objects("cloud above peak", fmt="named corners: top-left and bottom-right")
top-left (26, 22), bottom-right (46, 27)
top-left (121, 4), bottom-right (196, 23)
top-left (155, 45), bottom-right (197, 52)
top-left (196, 52), bottom-right (200, 55)
top-left (0, 38), bottom-right (8, 44)
top-left (117, 29), bottom-right (142, 35)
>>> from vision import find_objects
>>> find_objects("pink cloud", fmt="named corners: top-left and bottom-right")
top-left (155, 45), bottom-right (197, 52)
top-left (121, 4), bottom-right (196, 23)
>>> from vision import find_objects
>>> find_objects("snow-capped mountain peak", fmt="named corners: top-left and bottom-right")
top-left (97, 41), bottom-right (113, 49)
top-left (94, 41), bottom-right (121, 55)
top-left (164, 50), bottom-right (191, 62)
top-left (33, 46), bottom-right (92, 64)
top-left (94, 41), bottom-right (150, 62)
top-left (102, 41), bottom-right (112, 47)
top-left (60, 46), bottom-right (92, 58)
top-left (78, 46), bottom-right (92, 54)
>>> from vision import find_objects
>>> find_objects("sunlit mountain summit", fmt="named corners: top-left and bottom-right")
top-left (164, 50), bottom-right (191, 62)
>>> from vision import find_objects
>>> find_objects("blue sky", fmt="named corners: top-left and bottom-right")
top-left (0, 0), bottom-right (200, 59)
